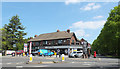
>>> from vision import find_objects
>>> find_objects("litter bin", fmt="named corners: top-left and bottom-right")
top-left (94, 51), bottom-right (96, 58)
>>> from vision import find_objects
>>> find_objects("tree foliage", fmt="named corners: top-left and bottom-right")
top-left (2, 15), bottom-right (28, 50)
top-left (92, 5), bottom-right (120, 56)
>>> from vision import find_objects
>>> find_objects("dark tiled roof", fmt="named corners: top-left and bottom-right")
top-left (28, 31), bottom-right (74, 42)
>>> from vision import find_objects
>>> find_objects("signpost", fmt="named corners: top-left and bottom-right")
top-left (29, 42), bottom-right (32, 54)
top-left (13, 44), bottom-right (16, 47)
top-left (24, 43), bottom-right (28, 52)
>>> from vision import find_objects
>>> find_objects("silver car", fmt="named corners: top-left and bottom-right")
top-left (69, 51), bottom-right (77, 58)
top-left (75, 51), bottom-right (83, 58)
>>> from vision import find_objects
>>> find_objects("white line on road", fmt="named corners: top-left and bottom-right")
top-left (16, 66), bottom-right (23, 68)
top-left (71, 62), bottom-right (75, 63)
top-left (83, 64), bottom-right (91, 65)
top-left (31, 65), bottom-right (48, 67)
top-left (6, 63), bottom-right (12, 64)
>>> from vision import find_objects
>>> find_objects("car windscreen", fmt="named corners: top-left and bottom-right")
top-left (77, 52), bottom-right (82, 53)
top-left (17, 51), bottom-right (21, 52)
top-left (73, 52), bottom-right (77, 53)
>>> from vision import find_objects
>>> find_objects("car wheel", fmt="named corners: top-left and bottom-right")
top-left (68, 55), bottom-right (71, 58)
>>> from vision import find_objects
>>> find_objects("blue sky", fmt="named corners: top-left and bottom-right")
top-left (2, 2), bottom-right (118, 44)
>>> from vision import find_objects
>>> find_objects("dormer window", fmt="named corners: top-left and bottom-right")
top-left (72, 40), bottom-right (74, 43)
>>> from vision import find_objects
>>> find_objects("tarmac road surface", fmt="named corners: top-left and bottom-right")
top-left (1, 55), bottom-right (120, 68)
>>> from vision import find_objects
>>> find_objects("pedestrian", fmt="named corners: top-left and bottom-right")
top-left (59, 52), bottom-right (61, 58)
top-left (82, 40), bottom-right (88, 59)
top-left (87, 48), bottom-right (91, 58)
top-left (27, 52), bottom-right (29, 57)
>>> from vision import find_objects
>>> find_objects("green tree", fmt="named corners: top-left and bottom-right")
top-left (1, 28), bottom-right (10, 50)
top-left (92, 5), bottom-right (120, 56)
top-left (3, 15), bottom-right (27, 50)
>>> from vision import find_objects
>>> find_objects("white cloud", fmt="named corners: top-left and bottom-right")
top-left (92, 5), bottom-right (101, 9)
top-left (80, 3), bottom-right (101, 11)
top-left (65, 0), bottom-right (80, 5)
top-left (69, 20), bottom-right (106, 37)
top-left (93, 15), bottom-right (103, 19)
top-left (70, 20), bottom-right (106, 29)
top-left (74, 29), bottom-right (90, 37)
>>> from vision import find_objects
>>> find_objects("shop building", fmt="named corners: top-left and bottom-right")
top-left (28, 29), bottom-right (91, 55)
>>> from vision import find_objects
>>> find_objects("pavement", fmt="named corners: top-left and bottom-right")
top-left (1, 55), bottom-right (120, 68)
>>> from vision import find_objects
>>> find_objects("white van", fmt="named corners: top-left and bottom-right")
top-left (6, 50), bottom-right (15, 55)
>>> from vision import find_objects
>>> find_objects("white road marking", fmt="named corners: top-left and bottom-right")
top-left (98, 58), bottom-right (101, 60)
top-left (16, 63), bottom-right (20, 64)
top-left (83, 64), bottom-right (91, 65)
top-left (32, 65), bottom-right (48, 67)
top-left (84, 62), bottom-right (87, 63)
top-left (46, 58), bottom-right (54, 59)
top-left (5, 62), bottom-right (24, 65)
top-left (6, 63), bottom-right (12, 64)
top-left (16, 66), bottom-right (23, 68)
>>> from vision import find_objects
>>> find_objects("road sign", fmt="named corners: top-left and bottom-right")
top-left (57, 49), bottom-right (60, 53)
top-left (13, 44), bottom-right (16, 47)
top-left (24, 43), bottom-right (28, 52)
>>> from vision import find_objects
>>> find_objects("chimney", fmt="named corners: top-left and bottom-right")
top-left (34, 35), bottom-right (37, 37)
top-left (67, 29), bottom-right (70, 33)
top-left (81, 38), bottom-right (84, 41)
top-left (57, 29), bottom-right (60, 32)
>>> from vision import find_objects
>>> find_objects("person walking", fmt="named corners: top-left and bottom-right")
top-left (81, 39), bottom-right (88, 59)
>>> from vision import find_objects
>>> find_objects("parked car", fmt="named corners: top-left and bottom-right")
top-left (16, 50), bottom-right (24, 56)
top-left (31, 51), bottom-right (38, 56)
top-left (38, 49), bottom-right (54, 56)
top-left (69, 51), bottom-right (83, 58)
top-left (44, 51), bottom-right (54, 56)
top-left (75, 51), bottom-right (83, 58)
top-left (69, 51), bottom-right (77, 58)
top-left (5, 50), bottom-right (15, 55)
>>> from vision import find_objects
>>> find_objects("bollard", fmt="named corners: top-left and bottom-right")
top-left (61, 54), bottom-right (65, 61)
top-left (23, 53), bottom-right (25, 56)
top-left (29, 54), bottom-right (33, 62)
top-left (54, 52), bottom-right (57, 58)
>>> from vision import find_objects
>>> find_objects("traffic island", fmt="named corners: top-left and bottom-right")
top-left (26, 61), bottom-right (68, 64)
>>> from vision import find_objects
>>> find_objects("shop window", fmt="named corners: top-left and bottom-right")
top-left (51, 40), bottom-right (55, 45)
top-left (43, 41), bottom-right (47, 45)
top-left (58, 40), bottom-right (62, 44)
top-left (64, 40), bottom-right (66, 42)
top-left (35, 42), bottom-right (39, 46)
top-left (72, 40), bottom-right (74, 43)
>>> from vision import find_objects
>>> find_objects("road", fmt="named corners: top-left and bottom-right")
top-left (1, 55), bottom-right (120, 68)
